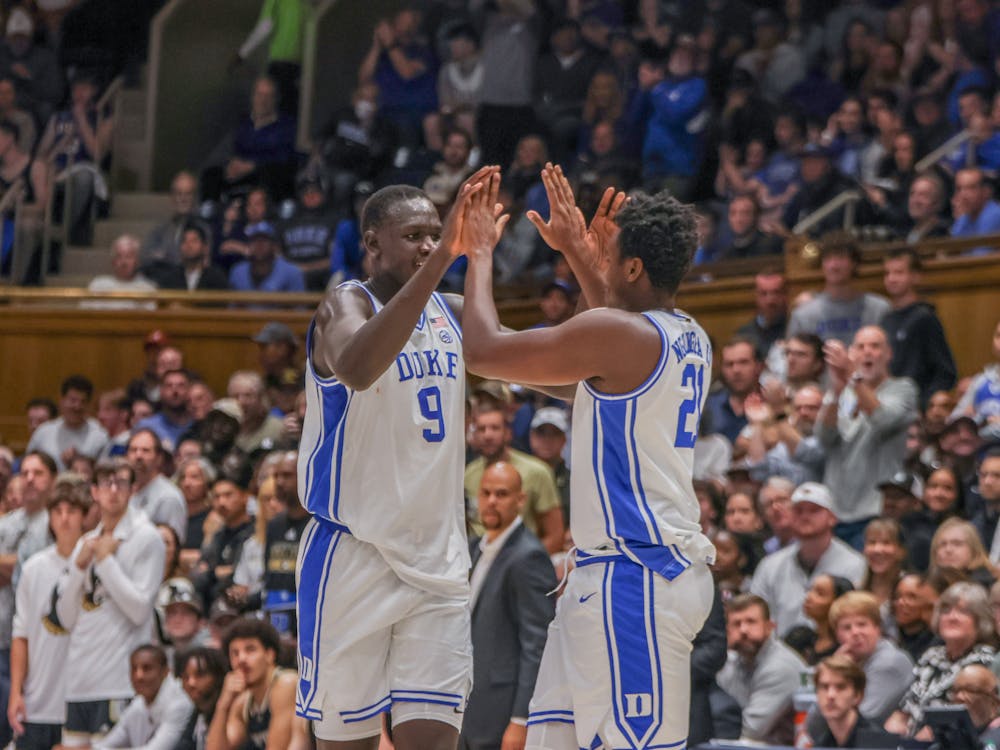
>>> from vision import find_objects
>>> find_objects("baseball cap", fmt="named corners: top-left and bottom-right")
top-left (942, 414), bottom-right (981, 433)
top-left (208, 398), bottom-right (243, 426)
top-left (144, 329), bottom-right (171, 350)
top-left (473, 380), bottom-right (513, 408)
top-left (252, 321), bottom-right (298, 347)
top-left (245, 221), bottom-right (279, 241)
top-left (531, 407), bottom-right (570, 434)
top-left (790, 482), bottom-right (837, 515)
top-left (158, 577), bottom-right (203, 615)
top-left (877, 470), bottom-right (920, 499)
top-left (208, 597), bottom-right (239, 625)
top-left (542, 279), bottom-right (575, 299)
top-left (6, 9), bottom-right (33, 37)
top-left (798, 142), bottom-right (833, 159)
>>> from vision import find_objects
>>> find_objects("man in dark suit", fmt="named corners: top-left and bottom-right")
top-left (461, 462), bottom-right (557, 750)
top-left (152, 220), bottom-right (230, 290)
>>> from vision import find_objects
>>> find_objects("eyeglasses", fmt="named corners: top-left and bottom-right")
top-left (948, 686), bottom-right (999, 701)
top-left (96, 476), bottom-right (130, 490)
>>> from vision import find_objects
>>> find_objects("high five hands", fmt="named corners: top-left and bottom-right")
top-left (441, 165), bottom-right (508, 260)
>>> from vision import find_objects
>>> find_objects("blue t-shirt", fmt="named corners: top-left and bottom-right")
top-left (229, 256), bottom-right (306, 291)
top-left (951, 200), bottom-right (1000, 255)
top-left (375, 43), bottom-right (438, 114)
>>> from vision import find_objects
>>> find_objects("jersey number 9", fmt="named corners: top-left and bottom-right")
top-left (418, 386), bottom-right (446, 443)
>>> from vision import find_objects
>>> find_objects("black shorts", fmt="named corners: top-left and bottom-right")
top-left (15, 722), bottom-right (62, 750)
top-left (62, 699), bottom-right (128, 746)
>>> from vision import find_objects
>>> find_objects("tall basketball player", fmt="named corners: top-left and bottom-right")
top-left (460, 165), bottom-right (717, 750)
top-left (295, 167), bottom-right (502, 750)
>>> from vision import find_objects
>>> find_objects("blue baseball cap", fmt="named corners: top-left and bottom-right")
top-left (245, 221), bottom-right (279, 241)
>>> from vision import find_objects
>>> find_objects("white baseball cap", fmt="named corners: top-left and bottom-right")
top-left (531, 407), bottom-right (569, 433)
top-left (790, 482), bottom-right (837, 516)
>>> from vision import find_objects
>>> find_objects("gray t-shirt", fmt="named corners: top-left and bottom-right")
top-left (130, 474), bottom-right (187, 544)
top-left (0, 508), bottom-right (52, 647)
top-left (26, 417), bottom-right (109, 471)
top-left (817, 377), bottom-right (918, 522)
top-left (787, 291), bottom-right (891, 344)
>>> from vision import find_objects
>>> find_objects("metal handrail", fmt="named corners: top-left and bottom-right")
top-left (95, 74), bottom-right (124, 166)
top-left (792, 189), bottom-right (862, 235)
top-left (915, 129), bottom-right (971, 172)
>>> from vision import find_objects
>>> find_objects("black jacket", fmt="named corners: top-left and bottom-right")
top-left (881, 301), bottom-right (957, 407)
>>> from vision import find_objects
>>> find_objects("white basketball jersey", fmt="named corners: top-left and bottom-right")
top-left (298, 282), bottom-right (470, 598)
top-left (570, 309), bottom-right (716, 578)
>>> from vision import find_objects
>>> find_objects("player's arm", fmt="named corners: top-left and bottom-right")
top-left (525, 163), bottom-right (624, 312)
top-left (313, 167), bottom-right (495, 390)
top-left (535, 506), bottom-right (565, 555)
top-left (264, 672), bottom-right (297, 750)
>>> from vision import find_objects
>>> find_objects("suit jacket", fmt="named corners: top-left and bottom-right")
top-left (461, 524), bottom-right (557, 749)
top-left (153, 262), bottom-right (230, 291)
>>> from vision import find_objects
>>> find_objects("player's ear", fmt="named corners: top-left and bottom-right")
top-left (624, 256), bottom-right (643, 281)
top-left (363, 228), bottom-right (380, 257)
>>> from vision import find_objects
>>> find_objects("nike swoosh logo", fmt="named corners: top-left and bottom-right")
top-left (579, 592), bottom-right (598, 604)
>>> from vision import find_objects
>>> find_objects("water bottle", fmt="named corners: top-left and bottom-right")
top-left (793, 667), bottom-right (816, 749)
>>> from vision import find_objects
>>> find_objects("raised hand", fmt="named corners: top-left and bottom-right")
top-left (461, 168), bottom-right (509, 263)
top-left (583, 181), bottom-right (627, 276)
top-left (439, 166), bottom-right (493, 258)
top-left (744, 392), bottom-right (773, 424)
top-left (526, 163), bottom-right (588, 254)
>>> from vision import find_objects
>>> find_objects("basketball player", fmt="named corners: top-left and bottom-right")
top-left (460, 165), bottom-right (716, 750)
top-left (295, 167), bottom-right (500, 750)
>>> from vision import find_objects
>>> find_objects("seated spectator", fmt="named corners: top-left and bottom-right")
top-left (27, 375), bottom-right (108, 471)
top-left (928, 518), bottom-right (996, 588)
top-left (886, 582), bottom-right (997, 735)
top-left (422, 128), bottom-right (474, 210)
top-left (716, 194), bottom-right (783, 260)
top-left (950, 664), bottom-right (1000, 746)
top-left (756, 112), bottom-right (805, 218)
top-left (896, 172), bottom-right (951, 243)
top-left (215, 187), bottom-right (272, 272)
top-left (705, 338), bottom-right (762, 444)
top-left (758, 478), bottom-right (796, 554)
top-left (93, 644), bottom-right (193, 749)
top-left (327, 181), bottom-right (370, 284)
top-left (716, 138), bottom-right (769, 202)
top-left (207, 618), bottom-right (296, 748)
top-left (191, 475), bottom-right (254, 609)
top-left (809, 655), bottom-right (895, 748)
top-left (0, 77), bottom-right (35, 153)
top-left (176, 647), bottom-right (227, 750)
top-left (0, 9), bottom-right (63, 124)
top-left (735, 270), bottom-right (787, 371)
top-left (85, 234), bottom-right (157, 310)
top-left (358, 8), bottom-right (437, 149)
top-left (142, 171), bottom-right (200, 270)
top-left (427, 23), bottom-right (483, 150)
top-left (951, 167), bottom-right (1000, 255)
top-left (35, 71), bottom-right (111, 245)
top-left (718, 593), bottom-right (806, 745)
top-left (0, 118), bottom-right (47, 276)
top-left (891, 574), bottom-right (939, 664)
top-left (828, 19), bottom-right (876, 95)
top-left (952, 320), bottom-right (1000, 439)
top-left (158, 577), bottom-right (211, 662)
top-left (279, 172), bottom-right (340, 291)
top-left (154, 220), bottom-right (229, 291)
top-left (95, 388), bottom-right (131, 460)
top-left (859, 519), bottom-right (908, 617)
top-left (229, 222), bottom-right (305, 293)
top-left (828, 591), bottom-right (914, 723)
top-left (227, 371), bottom-right (284, 456)
top-left (802, 574), bottom-right (856, 663)
top-left (201, 76), bottom-right (297, 203)
top-left (577, 70), bottom-right (631, 158)
top-left (946, 112), bottom-right (1000, 175)
top-left (711, 529), bottom-right (751, 602)
top-left (750, 482), bottom-right (866, 637)
top-left (746, 382), bottom-right (827, 488)
top-left (229, 476), bottom-right (275, 605)
top-left (910, 92), bottom-right (953, 159)
top-left (781, 144), bottom-right (864, 237)
top-left (734, 10), bottom-right (806, 104)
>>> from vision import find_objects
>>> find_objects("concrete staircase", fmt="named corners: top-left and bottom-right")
top-left (50, 73), bottom-right (171, 288)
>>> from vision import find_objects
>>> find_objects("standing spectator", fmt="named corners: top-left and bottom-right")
top-left (464, 406), bottom-right (564, 555)
top-left (759, 477), bottom-right (796, 554)
top-left (734, 10), bottom-right (807, 103)
top-left (473, 0), bottom-right (539, 167)
top-left (24, 399), bottom-right (56, 440)
top-left (818, 326), bottom-right (919, 546)
top-left (134, 369), bottom-right (196, 454)
top-left (717, 593), bottom-right (806, 745)
top-left (430, 23), bottom-right (483, 148)
top-left (176, 457), bottom-right (217, 563)
top-left (527, 407), bottom-right (570, 528)
top-left (279, 173), bottom-right (339, 291)
top-left (736, 270), bottom-right (787, 363)
top-left (142, 171), bottom-right (199, 270)
top-left (828, 591), bottom-right (914, 723)
top-left (809, 655), bottom-right (895, 747)
top-left (0, 9), bottom-right (63, 124)
top-left (788, 237), bottom-right (891, 345)
top-left (0, 452), bottom-right (55, 747)
top-left (228, 372), bottom-right (284, 456)
top-left (229, 222), bottom-right (305, 293)
top-left (92, 645), bottom-right (193, 749)
top-left (0, 77), bottom-right (34, 153)
top-left (750, 482), bottom-right (866, 637)
top-left (233, 0), bottom-right (306, 115)
top-left (56, 460), bottom-right (166, 747)
top-left (95, 389), bottom-right (131, 461)
top-left (155, 221), bottom-right (230, 292)
top-left (784, 335), bottom-right (826, 391)
top-left (744, 385), bottom-right (826, 486)
top-left (27, 375), bottom-right (108, 471)
top-left (881, 247), bottom-right (957, 407)
top-left (705, 338), bottom-right (762, 444)
top-left (639, 36), bottom-right (708, 198)
top-left (951, 321), bottom-right (1000, 437)
top-left (191, 476), bottom-right (254, 610)
top-left (972, 450), bottom-right (1000, 559)
top-left (422, 128), bottom-right (474, 210)
top-left (358, 8), bottom-right (437, 149)
top-left (951, 167), bottom-right (1000, 254)
top-left (201, 77), bottom-right (297, 203)
top-left (8, 476), bottom-right (89, 750)
top-left (127, 429), bottom-right (188, 544)
top-left (85, 235), bottom-right (157, 310)
top-left (461, 462), bottom-right (556, 750)
top-left (175, 648), bottom-right (227, 750)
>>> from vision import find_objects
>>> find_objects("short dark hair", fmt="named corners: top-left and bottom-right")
top-left (722, 336), bottom-right (762, 362)
top-left (48, 474), bottom-right (92, 513)
top-left (161, 368), bottom-right (191, 385)
top-left (816, 654), bottom-right (866, 694)
top-left (176, 645), bottom-right (227, 682)
top-left (819, 232), bottom-right (862, 264)
top-left (223, 617), bottom-right (281, 662)
top-left (128, 428), bottom-right (164, 457)
top-left (887, 246), bottom-right (922, 272)
top-left (26, 397), bottom-right (57, 419)
top-left (182, 219), bottom-right (211, 245)
top-left (61, 375), bottom-right (94, 399)
top-left (131, 643), bottom-right (168, 669)
top-left (361, 185), bottom-right (432, 233)
top-left (94, 458), bottom-right (135, 485)
top-left (443, 127), bottom-right (473, 151)
top-left (727, 593), bottom-right (770, 620)
top-left (789, 332), bottom-right (824, 361)
top-left (22, 451), bottom-right (57, 476)
top-left (614, 191), bottom-right (696, 293)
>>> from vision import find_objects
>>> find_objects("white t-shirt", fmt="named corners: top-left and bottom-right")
top-left (84, 275), bottom-right (157, 310)
top-left (93, 675), bottom-right (193, 749)
top-left (26, 417), bottom-right (109, 471)
top-left (56, 507), bottom-right (166, 701)
top-left (12, 545), bottom-right (73, 723)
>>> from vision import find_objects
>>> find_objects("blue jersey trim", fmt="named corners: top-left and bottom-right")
top-left (431, 291), bottom-right (463, 343)
top-left (340, 695), bottom-right (392, 723)
top-left (305, 319), bottom-right (340, 387)
top-left (582, 314), bottom-right (668, 402)
top-left (529, 709), bottom-right (575, 718)
top-left (301, 379), bottom-right (352, 524)
top-left (339, 279), bottom-right (381, 310)
top-left (628, 401), bottom-right (664, 547)
top-left (527, 717), bottom-right (575, 726)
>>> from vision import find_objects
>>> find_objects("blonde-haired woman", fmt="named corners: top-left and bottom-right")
top-left (928, 518), bottom-right (996, 589)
